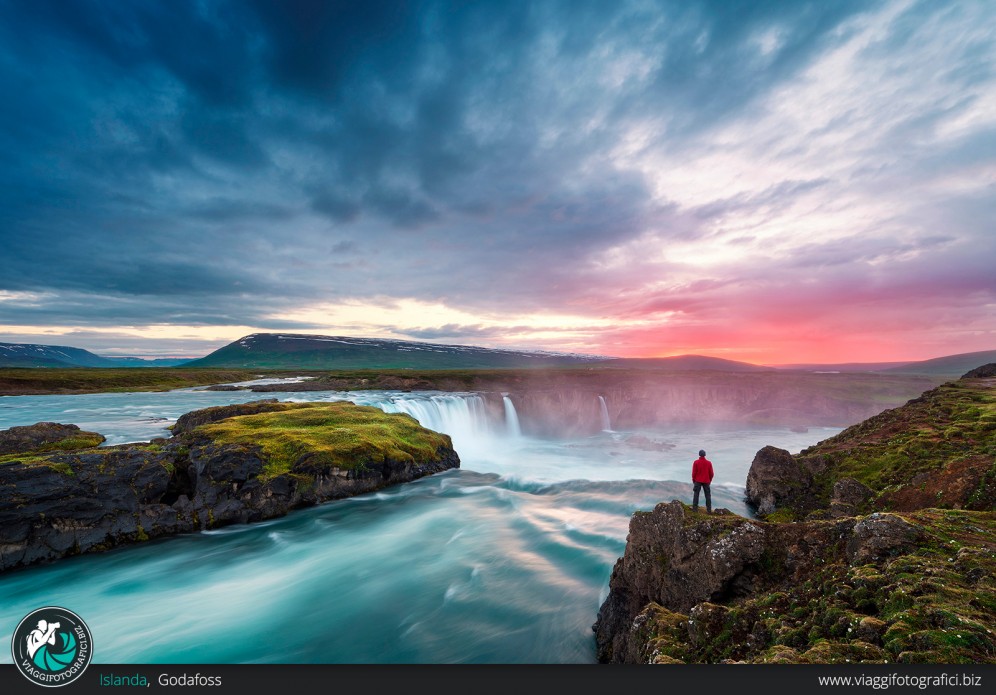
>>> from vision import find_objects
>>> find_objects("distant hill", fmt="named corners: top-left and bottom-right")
top-left (880, 350), bottom-right (996, 376)
top-left (0, 342), bottom-right (118, 368)
top-left (772, 361), bottom-right (912, 373)
top-left (596, 355), bottom-right (771, 372)
top-left (104, 357), bottom-right (192, 368)
top-left (183, 333), bottom-right (610, 370)
top-left (0, 342), bottom-right (190, 368)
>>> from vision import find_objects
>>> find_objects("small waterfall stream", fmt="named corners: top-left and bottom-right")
top-left (598, 395), bottom-right (612, 432)
top-left (502, 395), bottom-right (521, 437)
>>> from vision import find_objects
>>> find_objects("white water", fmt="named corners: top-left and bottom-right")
top-left (0, 384), bottom-right (840, 663)
top-left (598, 395), bottom-right (611, 432)
top-left (502, 395), bottom-right (521, 438)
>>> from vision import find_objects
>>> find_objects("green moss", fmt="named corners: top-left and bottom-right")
top-left (0, 453), bottom-right (52, 466)
top-left (195, 402), bottom-right (452, 479)
top-left (632, 509), bottom-right (996, 664)
top-left (0, 430), bottom-right (105, 467)
top-left (43, 462), bottom-right (74, 476)
top-left (764, 507), bottom-right (799, 523)
top-left (35, 434), bottom-right (106, 452)
top-left (796, 380), bottom-right (996, 510)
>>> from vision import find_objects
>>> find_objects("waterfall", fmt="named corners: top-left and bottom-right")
top-left (347, 391), bottom-right (525, 449)
top-left (366, 393), bottom-right (508, 457)
top-left (377, 394), bottom-right (490, 439)
top-left (502, 395), bottom-right (522, 437)
top-left (598, 395), bottom-right (612, 432)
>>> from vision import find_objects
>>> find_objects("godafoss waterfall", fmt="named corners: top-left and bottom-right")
top-left (0, 383), bottom-right (840, 663)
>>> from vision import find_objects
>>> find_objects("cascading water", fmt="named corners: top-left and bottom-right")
top-left (371, 393), bottom-right (499, 458)
top-left (0, 381), bottom-right (839, 664)
top-left (598, 396), bottom-right (612, 432)
top-left (502, 395), bottom-right (521, 437)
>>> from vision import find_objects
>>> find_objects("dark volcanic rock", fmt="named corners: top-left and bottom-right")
top-left (592, 501), bottom-right (850, 662)
top-left (0, 422), bottom-right (105, 455)
top-left (591, 501), bottom-right (959, 663)
top-left (830, 477), bottom-right (873, 517)
top-left (0, 446), bottom-right (189, 570)
top-left (744, 446), bottom-right (811, 515)
top-left (963, 363), bottom-right (996, 378)
top-left (598, 371), bottom-right (996, 664)
top-left (845, 513), bottom-right (925, 565)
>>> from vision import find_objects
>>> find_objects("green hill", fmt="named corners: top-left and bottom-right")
top-left (183, 333), bottom-right (610, 370)
top-left (595, 355), bottom-right (770, 372)
top-left (0, 342), bottom-right (190, 368)
top-left (881, 350), bottom-right (996, 376)
top-left (746, 366), bottom-right (996, 519)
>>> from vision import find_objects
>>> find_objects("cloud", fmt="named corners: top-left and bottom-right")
top-left (0, 0), bottom-right (993, 361)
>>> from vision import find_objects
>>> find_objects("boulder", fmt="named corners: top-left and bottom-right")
top-left (0, 422), bottom-right (104, 455)
top-left (594, 501), bottom-right (771, 662)
top-left (830, 477), bottom-right (873, 517)
top-left (846, 513), bottom-right (925, 565)
top-left (745, 445), bottom-right (810, 515)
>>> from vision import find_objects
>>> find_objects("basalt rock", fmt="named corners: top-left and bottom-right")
top-left (593, 501), bottom-right (848, 662)
top-left (0, 446), bottom-right (189, 570)
top-left (0, 422), bottom-right (105, 455)
top-left (744, 446), bottom-right (812, 516)
top-left (845, 513), bottom-right (925, 565)
top-left (830, 477), bottom-right (873, 518)
top-left (593, 501), bottom-right (996, 664)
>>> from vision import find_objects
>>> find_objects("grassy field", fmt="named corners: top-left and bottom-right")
top-left (0, 368), bottom-right (261, 395)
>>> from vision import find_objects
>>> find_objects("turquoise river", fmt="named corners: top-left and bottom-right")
top-left (0, 382), bottom-right (839, 663)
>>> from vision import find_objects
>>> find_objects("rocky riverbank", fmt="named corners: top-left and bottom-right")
top-left (0, 401), bottom-right (459, 572)
top-left (594, 367), bottom-right (996, 664)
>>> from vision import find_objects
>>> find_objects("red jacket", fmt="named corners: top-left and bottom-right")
top-left (692, 456), bottom-right (714, 484)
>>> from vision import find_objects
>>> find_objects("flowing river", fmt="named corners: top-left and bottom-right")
top-left (0, 384), bottom-right (840, 663)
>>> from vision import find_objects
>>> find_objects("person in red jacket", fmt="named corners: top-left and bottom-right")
top-left (692, 449), bottom-right (714, 514)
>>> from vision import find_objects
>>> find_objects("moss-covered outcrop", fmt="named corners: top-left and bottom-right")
top-left (0, 401), bottom-right (458, 572)
top-left (746, 368), bottom-right (996, 519)
top-left (0, 422), bottom-right (105, 458)
top-left (192, 401), bottom-right (453, 479)
top-left (594, 502), bottom-right (996, 664)
top-left (596, 366), bottom-right (996, 664)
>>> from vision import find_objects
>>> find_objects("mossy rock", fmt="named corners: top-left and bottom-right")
top-left (193, 401), bottom-right (453, 478)
top-left (0, 423), bottom-right (105, 466)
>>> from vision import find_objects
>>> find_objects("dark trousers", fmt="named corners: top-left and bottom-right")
top-left (693, 482), bottom-right (711, 512)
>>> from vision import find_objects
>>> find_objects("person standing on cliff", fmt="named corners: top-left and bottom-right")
top-left (692, 449), bottom-right (714, 514)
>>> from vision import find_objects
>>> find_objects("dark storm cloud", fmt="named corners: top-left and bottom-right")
top-left (0, 0), bottom-right (991, 357)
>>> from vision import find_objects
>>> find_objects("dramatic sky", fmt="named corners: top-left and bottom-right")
top-left (1, 0), bottom-right (994, 362)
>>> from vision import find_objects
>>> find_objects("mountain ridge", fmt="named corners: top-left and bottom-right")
top-left (183, 333), bottom-right (613, 370)
top-left (0, 343), bottom-right (190, 368)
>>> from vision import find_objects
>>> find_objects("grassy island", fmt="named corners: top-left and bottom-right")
top-left (194, 402), bottom-right (453, 477)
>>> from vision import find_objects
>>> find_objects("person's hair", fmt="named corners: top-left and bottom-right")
top-left (698, 450), bottom-right (706, 457)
